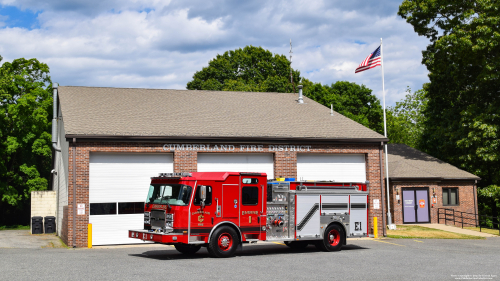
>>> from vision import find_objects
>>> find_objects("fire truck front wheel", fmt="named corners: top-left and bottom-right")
top-left (207, 226), bottom-right (238, 258)
top-left (316, 224), bottom-right (344, 252)
top-left (174, 244), bottom-right (202, 255)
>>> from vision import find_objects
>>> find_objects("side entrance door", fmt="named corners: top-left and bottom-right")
top-left (402, 188), bottom-right (430, 223)
top-left (222, 184), bottom-right (239, 219)
top-left (239, 177), bottom-right (263, 239)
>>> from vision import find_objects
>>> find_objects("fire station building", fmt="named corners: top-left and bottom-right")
top-left (50, 85), bottom-right (478, 247)
top-left (387, 144), bottom-right (479, 225)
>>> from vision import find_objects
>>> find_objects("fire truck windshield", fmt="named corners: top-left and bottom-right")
top-left (146, 184), bottom-right (192, 206)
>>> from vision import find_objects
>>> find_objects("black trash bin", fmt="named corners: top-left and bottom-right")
top-left (31, 216), bottom-right (43, 234)
top-left (44, 216), bottom-right (56, 234)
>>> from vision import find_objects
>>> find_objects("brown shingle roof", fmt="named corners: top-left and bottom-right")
top-left (388, 144), bottom-right (480, 180)
top-left (58, 86), bottom-right (386, 141)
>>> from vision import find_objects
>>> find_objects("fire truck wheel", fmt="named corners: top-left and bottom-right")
top-left (284, 241), bottom-right (308, 249)
top-left (207, 226), bottom-right (238, 258)
top-left (316, 224), bottom-right (344, 252)
top-left (174, 244), bottom-right (202, 255)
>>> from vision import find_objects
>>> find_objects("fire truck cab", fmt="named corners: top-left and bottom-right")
top-left (129, 172), bottom-right (369, 258)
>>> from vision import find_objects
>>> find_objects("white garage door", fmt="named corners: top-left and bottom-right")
top-left (89, 153), bottom-right (173, 245)
top-left (297, 154), bottom-right (366, 182)
top-left (198, 153), bottom-right (274, 179)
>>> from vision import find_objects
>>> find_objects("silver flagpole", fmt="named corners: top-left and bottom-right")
top-left (380, 38), bottom-right (393, 227)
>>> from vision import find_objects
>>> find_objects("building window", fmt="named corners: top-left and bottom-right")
top-left (442, 188), bottom-right (459, 206)
top-left (193, 185), bottom-right (212, 206)
top-left (242, 186), bottom-right (259, 205)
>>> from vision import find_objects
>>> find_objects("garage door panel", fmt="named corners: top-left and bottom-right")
top-left (298, 154), bottom-right (365, 164)
top-left (90, 153), bottom-right (171, 164)
top-left (90, 153), bottom-right (173, 203)
top-left (90, 214), bottom-right (150, 245)
top-left (89, 153), bottom-right (173, 245)
top-left (297, 154), bottom-right (366, 182)
top-left (198, 153), bottom-right (274, 179)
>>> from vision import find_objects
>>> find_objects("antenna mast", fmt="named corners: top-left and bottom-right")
top-left (289, 39), bottom-right (296, 93)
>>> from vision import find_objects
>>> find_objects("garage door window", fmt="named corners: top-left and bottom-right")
top-left (242, 186), bottom-right (258, 205)
top-left (90, 203), bottom-right (117, 215)
top-left (118, 202), bottom-right (144, 214)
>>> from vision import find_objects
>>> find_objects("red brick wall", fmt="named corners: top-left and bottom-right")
top-left (66, 141), bottom-right (386, 247)
top-left (390, 181), bottom-right (477, 226)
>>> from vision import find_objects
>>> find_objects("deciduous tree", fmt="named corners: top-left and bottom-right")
top-left (304, 80), bottom-right (384, 134)
top-left (187, 46), bottom-right (300, 93)
top-left (398, 0), bottom-right (500, 186)
top-left (0, 55), bottom-right (52, 225)
top-left (387, 86), bottom-right (428, 149)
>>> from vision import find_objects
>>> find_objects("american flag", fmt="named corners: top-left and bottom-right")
top-left (355, 46), bottom-right (382, 73)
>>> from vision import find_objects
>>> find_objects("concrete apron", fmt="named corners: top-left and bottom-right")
top-left (407, 224), bottom-right (498, 238)
top-left (0, 230), bottom-right (64, 248)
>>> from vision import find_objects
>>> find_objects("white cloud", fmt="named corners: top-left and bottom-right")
top-left (0, 0), bottom-right (431, 105)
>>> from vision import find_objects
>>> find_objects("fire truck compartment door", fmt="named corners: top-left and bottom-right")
top-left (296, 195), bottom-right (320, 237)
top-left (321, 195), bottom-right (349, 215)
top-left (222, 184), bottom-right (239, 219)
top-left (349, 195), bottom-right (368, 236)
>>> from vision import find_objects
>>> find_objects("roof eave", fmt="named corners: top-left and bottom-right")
top-left (389, 177), bottom-right (480, 182)
top-left (65, 134), bottom-right (389, 144)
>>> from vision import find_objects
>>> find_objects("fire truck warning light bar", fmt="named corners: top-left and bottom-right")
top-left (157, 172), bottom-right (192, 178)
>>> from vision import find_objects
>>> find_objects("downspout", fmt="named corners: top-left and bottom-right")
top-left (52, 83), bottom-right (61, 152)
top-left (72, 138), bottom-right (76, 248)
top-left (474, 180), bottom-right (478, 227)
top-left (51, 83), bottom-right (61, 235)
top-left (379, 142), bottom-right (386, 236)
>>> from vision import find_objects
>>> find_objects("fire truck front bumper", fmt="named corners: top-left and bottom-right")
top-left (128, 230), bottom-right (188, 244)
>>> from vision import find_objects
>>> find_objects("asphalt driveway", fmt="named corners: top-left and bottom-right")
top-left (0, 230), bottom-right (64, 248)
top-left (0, 237), bottom-right (499, 280)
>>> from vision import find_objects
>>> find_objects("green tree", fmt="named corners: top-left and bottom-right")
top-left (187, 45), bottom-right (300, 93)
top-left (387, 86), bottom-right (428, 149)
top-left (304, 80), bottom-right (384, 134)
top-left (0, 55), bottom-right (52, 225)
top-left (477, 185), bottom-right (500, 229)
top-left (398, 0), bottom-right (500, 186)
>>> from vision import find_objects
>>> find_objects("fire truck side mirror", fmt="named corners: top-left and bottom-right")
top-left (200, 185), bottom-right (207, 208)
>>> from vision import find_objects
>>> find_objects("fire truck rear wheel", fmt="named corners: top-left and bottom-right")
top-left (316, 224), bottom-right (344, 252)
top-left (207, 226), bottom-right (238, 258)
top-left (284, 241), bottom-right (308, 249)
top-left (174, 244), bottom-right (202, 255)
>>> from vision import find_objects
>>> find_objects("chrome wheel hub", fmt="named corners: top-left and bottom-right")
top-left (220, 237), bottom-right (229, 247)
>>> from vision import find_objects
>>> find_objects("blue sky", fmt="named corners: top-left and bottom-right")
top-left (0, 0), bottom-right (430, 106)
top-left (0, 6), bottom-right (39, 29)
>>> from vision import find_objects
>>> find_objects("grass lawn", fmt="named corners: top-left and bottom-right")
top-left (0, 225), bottom-right (30, 230)
top-left (463, 227), bottom-right (500, 236)
top-left (387, 225), bottom-right (484, 239)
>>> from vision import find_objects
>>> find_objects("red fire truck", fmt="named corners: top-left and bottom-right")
top-left (128, 172), bottom-right (369, 258)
